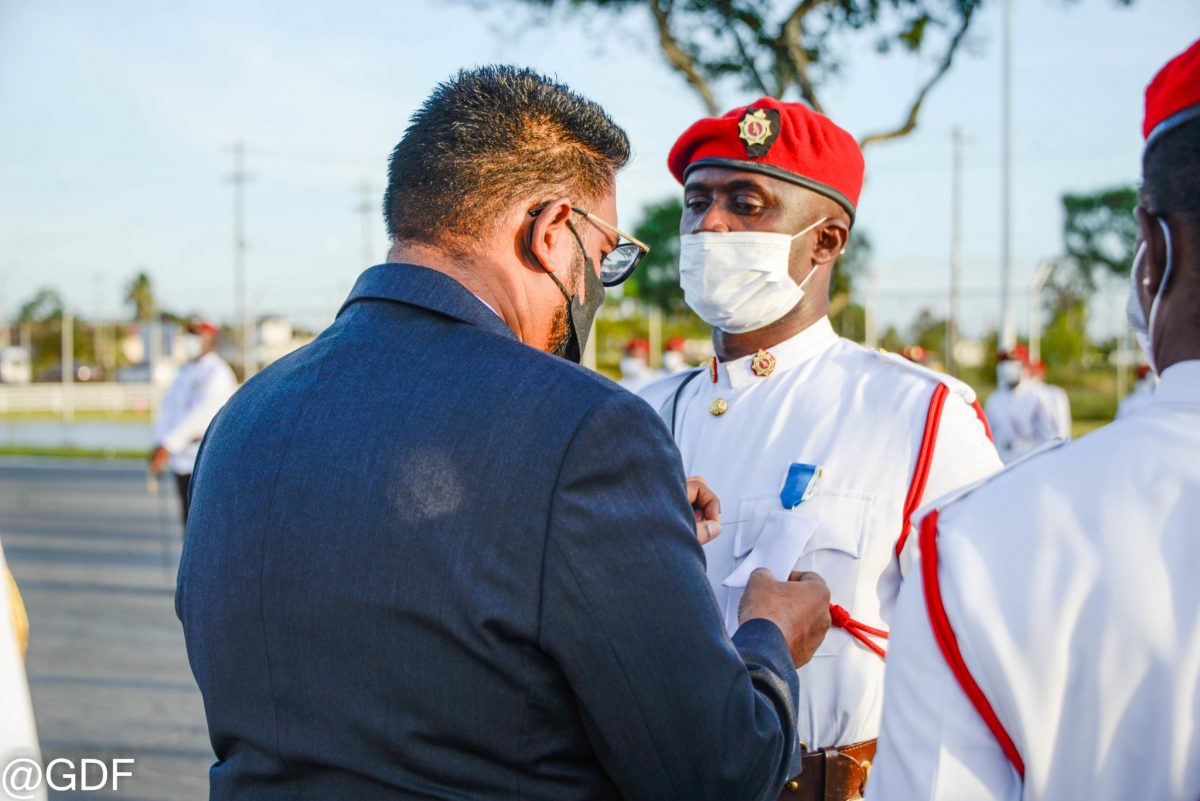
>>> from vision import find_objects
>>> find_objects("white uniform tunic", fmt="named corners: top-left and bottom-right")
top-left (869, 360), bottom-right (1200, 801)
top-left (984, 382), bottom-right (1060, 464)
top-left (638, 318), bottom-right (1000, 749)
top-left (0, 541), bottom-right (44, 801)
top-left (154, 352), bottom-right (238, 475)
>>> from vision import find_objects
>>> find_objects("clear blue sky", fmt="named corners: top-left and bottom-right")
top-left (1, 0), bottom-right (1196, 337)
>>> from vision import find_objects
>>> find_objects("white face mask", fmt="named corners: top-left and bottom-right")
top-left (1125, 216), bottom-right (1174, 376)
top-left (678, 217), bottom-right (828, 334)
top-left (183, 334), bottom-right (204, 361)
top-left (996, 359), bottom-right (1023, 388)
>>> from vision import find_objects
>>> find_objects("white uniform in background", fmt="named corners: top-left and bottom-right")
top-left (154, 352), bottom-right (238, 475)
top-left (0, 541), bottom-right (44, 801)
top-left (868, 360), bottom-right (1200, 801)
top-left (1032, 379), bottom-right (1072, 440)
top-left (639, 317), bottom-right (1001, 751)
top-left (984, 381), bottom-right (1059, 464)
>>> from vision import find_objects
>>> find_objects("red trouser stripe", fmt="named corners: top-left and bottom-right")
top-left (919, 511), bottom-right (1025, 777)
top-left (895, 383), bottom-right (950, 560)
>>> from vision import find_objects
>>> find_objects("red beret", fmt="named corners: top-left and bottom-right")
top-left (668, 96), bottom-right (864, 222)
top-left (187, 320), bottom-right (219, 336)
top-left (1144, 38), bottom-right (1200, 145)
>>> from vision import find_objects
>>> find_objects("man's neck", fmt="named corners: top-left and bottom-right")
top-left (712, 302), bottom-right (829, 361)
top-left (387, 242), bottom-right (528, 343)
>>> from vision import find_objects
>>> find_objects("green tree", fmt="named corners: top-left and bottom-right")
top-left (1041, 301), bottom-right (1087, 368)
top-left (124, 270), bottom-right (156, 321)
top-left (498, 0), bottom-right (1131, 148)
top-left (910, 307), bottom-right (946, 356)
top-left (15, 287), bottom-right (94, 376)
top-left (18, 288), bottom-right (64, 324)
top-left (623, 197), bottom-right (687, 312)
top-left (1046, 186), bottom-right (1138, 314)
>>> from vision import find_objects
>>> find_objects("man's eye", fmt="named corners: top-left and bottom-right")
top-left (685, 198), bottom-right (709, 212)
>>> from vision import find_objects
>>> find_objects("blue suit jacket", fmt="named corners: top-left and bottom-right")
top-left (177, 263), bottom-right (799, 800)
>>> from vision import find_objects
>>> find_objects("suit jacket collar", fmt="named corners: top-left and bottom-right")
top-left (338, 263), bottom-right (517, 341)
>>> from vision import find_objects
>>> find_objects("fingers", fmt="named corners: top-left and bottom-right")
top-left (695, 519), bottom-right (722, 545)
top-left (686, 476), bottom-right (721, 522)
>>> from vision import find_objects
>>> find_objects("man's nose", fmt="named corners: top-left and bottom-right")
top-left (691, 205), bottom-right (732, 235)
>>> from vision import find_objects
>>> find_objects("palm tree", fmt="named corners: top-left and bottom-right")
top-left (124, 271), bottom-right (155, 321)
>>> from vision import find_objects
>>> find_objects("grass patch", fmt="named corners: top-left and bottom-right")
top-left (0, 410), bottom-right (153, 423)
top-left (0, 445), bottom-right (146, 460)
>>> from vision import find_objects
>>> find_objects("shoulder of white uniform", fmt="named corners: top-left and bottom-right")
top-left (918, 437), bottom-right (1070, 524)
top-left (852, 345), bottom-right (979, 405)
top-left (635, 366), bottom-right (705, 409)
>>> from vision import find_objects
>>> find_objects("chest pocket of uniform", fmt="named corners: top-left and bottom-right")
top-left (789, 488), bottom-right (874, 657)
top-left (720, 496), bottom-right (820, 634)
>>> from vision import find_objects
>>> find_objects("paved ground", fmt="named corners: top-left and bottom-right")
top-left (1, 457), bottom-right (211, 800)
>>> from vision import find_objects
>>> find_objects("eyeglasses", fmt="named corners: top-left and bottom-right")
top-left (529, 205), bottom-right (650, 287)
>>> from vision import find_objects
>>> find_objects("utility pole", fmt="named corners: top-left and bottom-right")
top-left (231, 141), bottom-right (253, 379)
top-left (357, 180), bottom-right (375, 267)
top-left (947, 127), bottom-right (963, 376)
top-left (62, 308), bottom-right (75, 421)
top-left (93, 272), bottom-right (106, 375)
top-left (999, 0), bottom-right (1016, 351)
top-left (1027, 260), bottom-right (1055, 364)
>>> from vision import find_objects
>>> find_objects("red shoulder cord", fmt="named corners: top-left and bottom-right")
top-left (829, 604), bottom-right (888, 659)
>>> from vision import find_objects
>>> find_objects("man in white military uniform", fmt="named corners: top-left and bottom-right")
top-left (1028, 360), bottom-right (1072, 440)
top-left (983, 347), bottom-right (1061, 463)
top-left (151, 320), bottom-right (237, 525)
top-left (0, 539), bottom-right (44, 801)
top-left (868, 39), bottom-right (1200, 801)
top-left (640, 96), bottom-right (1000, 800)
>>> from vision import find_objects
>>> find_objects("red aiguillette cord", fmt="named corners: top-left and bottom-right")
top-left (829, 604), bottom-right (888, 659)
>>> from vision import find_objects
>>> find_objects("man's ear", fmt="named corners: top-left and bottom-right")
top-left (813, 222), bottom-right (850, 267)
top-left (1136, 206), bottom-right (1167, 302)
top-left (527, 198), bottom-right (574, 276)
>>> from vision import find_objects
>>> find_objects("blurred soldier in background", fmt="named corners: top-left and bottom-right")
top-left (641, 96), bottom-right (1000, 801)
top-left (869, 38), bottom-right (1200, 801)
top-left (0, 538), bottom-right (43, 801)
top-left (984, 347), bottom-right (1059, 463)
top-left (616, 337), bottom-right (655, 391)
top-left (1116, 362), bottom-right (1157, 418)
top-left (150, 320), bottom-right (237, 526)
top-left (660, 336), bottom-right (690, 374)
top-left (1027, 360), bottom-right (1072, 440)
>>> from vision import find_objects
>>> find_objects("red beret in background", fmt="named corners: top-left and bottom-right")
top-left (668, 96), bottom-right (864, 222)
top-left (1144, 38), bottom-right (1200, 145)
top-left (187, 320), bottom-right (219, 336)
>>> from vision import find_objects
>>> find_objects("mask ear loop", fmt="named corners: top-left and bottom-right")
top-left (1146, 216), bottom-right (1174, 365)
top-left (790, 216), bottom-right (830, 290)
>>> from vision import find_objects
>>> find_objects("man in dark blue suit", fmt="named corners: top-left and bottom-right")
top-left (177, 65), bottom-right (830, 801)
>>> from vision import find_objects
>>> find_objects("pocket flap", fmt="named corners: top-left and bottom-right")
top-left (722, 514), bottom-right (818, 589)
top-left (797, 490), bottom-right (872, 559)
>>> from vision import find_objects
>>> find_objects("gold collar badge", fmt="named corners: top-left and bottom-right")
top-left (751, 348), bottom-right (777, 377)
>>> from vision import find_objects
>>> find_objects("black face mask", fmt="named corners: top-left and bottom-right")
top-left (546, 222), bottom-right (605, 363)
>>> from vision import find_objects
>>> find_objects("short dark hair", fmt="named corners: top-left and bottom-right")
top-left (382, 66), bottom-right (630, 253)
top-left (1143, 115), bottom-right (1200, 216)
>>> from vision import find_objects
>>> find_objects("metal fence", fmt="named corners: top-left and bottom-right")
top-left (0, 382), bottom-right (164, 417)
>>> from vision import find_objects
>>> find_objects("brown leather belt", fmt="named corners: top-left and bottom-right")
top-left (777, 739), bottom-right (876, 801)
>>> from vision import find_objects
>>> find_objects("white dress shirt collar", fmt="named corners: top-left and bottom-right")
top-left (1153, 359), bottom-right (1200, 406)
top-left (717, 316), bottom-right (839, 390)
